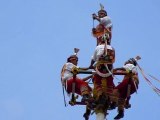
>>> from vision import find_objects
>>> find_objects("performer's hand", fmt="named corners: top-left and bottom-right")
top-left (92, 28), bottom-right (96, 33)
top-left (61, 80), bottom-right (65, 86)
top-left (92, 13), bottom-right (97, 19)
top-left (126, 69), bottom-right (132, 74)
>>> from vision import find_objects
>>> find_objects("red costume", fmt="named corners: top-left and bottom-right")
top-left (89, 43), bottom-right (115, 100)
top-left (61, 55), bottom-right (92, 97)
top-left (93, 64), bottom-right (115, 97)
top-left (115, 73), bottom-right (138, 99)
top-left (65, 77), bottom-right (92, 95)
top-left (113, 58), bottom-right (140, 119)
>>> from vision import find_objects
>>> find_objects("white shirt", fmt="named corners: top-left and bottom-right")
top-left (92, 44), bottom-right (113, 62)
top-left (123, 63), bottom-right (137, 73)
top-left (100, 16), bottom-right (113, 29)
top-left (61, 62), bottom-right (79, 85)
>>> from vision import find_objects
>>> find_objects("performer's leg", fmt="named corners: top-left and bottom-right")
top-left (83, 106), bottom-right (91, 120)
top-left (114, 98), bottom-right (125, 119)
top-left (75, 79), bottom-right (92, 102)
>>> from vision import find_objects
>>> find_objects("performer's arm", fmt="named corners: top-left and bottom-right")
top-left (92, 13), bottom-right (100, 22)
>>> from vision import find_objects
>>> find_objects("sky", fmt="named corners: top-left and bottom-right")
top-left (0, 0), bottom-right (160, 120)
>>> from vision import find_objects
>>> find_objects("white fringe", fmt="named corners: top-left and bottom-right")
top-left (96, 113), bottom-right (105, 120)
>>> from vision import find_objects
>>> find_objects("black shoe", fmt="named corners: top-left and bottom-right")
top-left (83, 113), bottom-right (90, 120)
top-left (108, 102), bottom-right (117, 110)
top-left (114, 110), bottom-right (124, 119)
top-left (125, 103), bottom-right (131, 109)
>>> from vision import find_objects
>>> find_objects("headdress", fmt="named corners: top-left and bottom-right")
top-left (67, 48), bottom-right (80, 62)
top-left (127, 56), bottom-right (141, 66)
top-left (98, 3), bottom-right (107, 15)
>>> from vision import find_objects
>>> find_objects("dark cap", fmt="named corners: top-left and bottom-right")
top-left (128, 58), bottom-right (137, 66)
top-left (98, 9), bottom-right (107, 16)
top-left (67, 55), bottom-right (78, 62)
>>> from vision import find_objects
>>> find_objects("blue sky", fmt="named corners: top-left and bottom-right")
top-left (0, 0), bottom-right (160, 120)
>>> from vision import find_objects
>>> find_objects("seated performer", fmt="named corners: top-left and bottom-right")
top-left (61, 54), bottom-right (93, 102)
top-left (113, 56), bottom-right (141, 119)
top-left (88, 37), bottom-right (115, 117)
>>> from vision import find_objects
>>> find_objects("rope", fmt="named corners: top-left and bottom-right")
top-left (148, 74), bottom-right (160, 83)
top-left (95, 65), bottom-right (112, 77)
top-left (105, 64), bottom-right (114, 78)
top-left (137, 63), bottom-right (160, 96)
top-left (87, 78), bottom-right (93, 84)
top-left (93, 19), bottom-right (95, 28)
top-left (62, 86), bottom-right (67, 107)
top-left (113, 75), bottom-right (121, 83)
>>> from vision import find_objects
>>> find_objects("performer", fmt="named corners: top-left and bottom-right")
top-left (113, 56), bottom-right (141, 119)
top-left (61, 54), bottom-right (92, 102)
top-left (92, 4), bottom-right (113, 45)
top-left (88, 37), bottom-right (115, 115)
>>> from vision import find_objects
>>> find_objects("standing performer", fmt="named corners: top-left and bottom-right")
top-left (61, 53), bottom-right (92, 102)
top-left (92, 4), bottom-right (113, 45)
top-left (113, 56), bottom-right (141, 119)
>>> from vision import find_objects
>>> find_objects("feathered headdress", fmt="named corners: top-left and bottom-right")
top-left (128, 56), bottom-right (141, 66)
top-left (100, 3), bottom-right (104, 10)
top-left (74, 48), bottom-right (80, 56)
top-left (98, 3), bottom-right (107, 15)
top-left (67, 48), bottom-right (79, 62)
